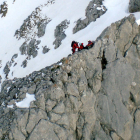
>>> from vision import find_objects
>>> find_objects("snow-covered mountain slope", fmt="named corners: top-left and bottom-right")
top-left (0, 0), bottom-right (140, 83)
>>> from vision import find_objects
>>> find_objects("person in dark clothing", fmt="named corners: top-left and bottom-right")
top-left (71, 41), bottom-right (79, 54)
top-left (87, 40), bottom-right (94, 48)
top-left (71, 41), bottom-right (75, 47)
top-left (85, 40), bottom-right (95, 49)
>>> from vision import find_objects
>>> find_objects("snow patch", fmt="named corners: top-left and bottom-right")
top-left (136, 19), bottom-right (140, 25)
top-left (97, 5), bottom-right (105, 11)
top-left (15, 93), bottom-right (35, 108)
top-left (58, 62), bottom-right (62, 65)
top-left (42, 73), bottom-right (45, 77)
top-left (2, 102), bottom-right (5, 106)
top-left (7, 87), bottom-right (10, 92)
top-left (7, 104), bottom-right (14, 108)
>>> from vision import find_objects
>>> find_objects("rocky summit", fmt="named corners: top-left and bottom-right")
top-left (0, 14), bottom-right (140, 140)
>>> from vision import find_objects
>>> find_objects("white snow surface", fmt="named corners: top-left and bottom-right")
top-left (7, 104), bottom-right (14, 108)
top-left (15, 93), bottom-right (35, 108)
top-left (0, 0), bottom-right (140, 83)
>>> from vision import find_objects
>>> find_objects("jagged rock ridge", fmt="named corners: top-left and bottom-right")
top-left (0, 15), bottom-right (140, 140)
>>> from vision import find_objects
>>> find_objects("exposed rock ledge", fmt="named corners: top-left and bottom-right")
top-left (0, 14), bottom-right (140, 140)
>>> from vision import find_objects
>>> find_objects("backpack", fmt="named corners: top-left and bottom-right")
top-left (88, 41), bottom-right (95, 49)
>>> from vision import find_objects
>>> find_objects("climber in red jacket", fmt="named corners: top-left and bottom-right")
top-left (71, 41), bottom-right (79, 54)
top-left (78, 43), bottom-right (84, 51)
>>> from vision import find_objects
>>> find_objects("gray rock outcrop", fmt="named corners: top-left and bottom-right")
top-left (21, 60), bottom-right (27, 68)
top-left (42, 46), bottom-right (50, 54)
top-left (37, 21), bottom-right (49, 38)
top-left (73, 0), bottom-right (107, 33)
top-left (129, 0), bottom-right (140, 13)
top-left (0, 14), bottom-right (140, 140)
top-left (20, 39), bottom-right (41, 58)
top-left (0, 1), bottom-right (8, 17)
top-left (53, 20), bottom-right (70, 49)
top-left (3, 63), bottom-right (10, 78)
top-left (14, 6), bottom-right (51, 41)
top-left (3, 54), bottom-right (18, 78)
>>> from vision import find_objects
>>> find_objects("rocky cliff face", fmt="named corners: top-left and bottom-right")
top-left (129, 0), bottom-right (140, 13)
top-left (0, 14), bottom-right (140, 140)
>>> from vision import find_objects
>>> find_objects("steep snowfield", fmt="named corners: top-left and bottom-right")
top-left (0, 0), bottom-right (140, 83)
